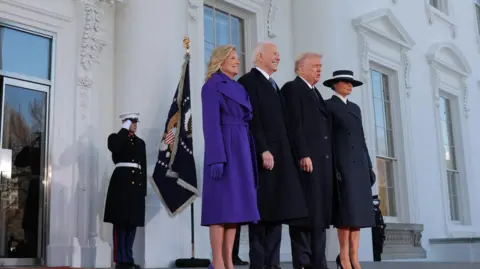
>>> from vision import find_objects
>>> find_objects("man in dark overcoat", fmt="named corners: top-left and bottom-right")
top-left (238, 42), bottom-right (309, 269)
top-left (104, 112), bottom-right (146, 269)
top-left (281, 52), bottom-right (334, 269)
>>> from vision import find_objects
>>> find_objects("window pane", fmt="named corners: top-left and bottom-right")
top-left (376, 158), bottom-right (397, 217)
top-left (215, 10), bottom-right (230, 46)
top-left (0, 27), bottom-right (51, 79)
top-left (447, 171), bottom-right (460, 221)
top-left (375, 127), bottom-right (388, 157)
top-left (439, 98), bottom-right (447, 121)
top-left (386, 129), bottom-right (395, 157)
top-left (476, 5), bottom-right (480, 36)
top-left (381, 74), bottom-right (390, 101)
top-left (231, 16), bottom-right (244, 53)
top-left (371, 70), bottom-right (383, 99)
top-left (430, 0), bottom-right (438, 9)
top-left (384, 100), bottom-right (393, 130)
top-left (445, 145), bottom-right (457, 170)
top-left (373, 98), bottom-right (385, 128)
top-left (204, 6), bottom-right (214, 43)
top-left (204, 42), bottom-right (215, 75)
top-left (440, 120), bottom-right (451, 147)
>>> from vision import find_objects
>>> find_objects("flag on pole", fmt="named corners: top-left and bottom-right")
top-left (151, 52), bottom-right (198, 216)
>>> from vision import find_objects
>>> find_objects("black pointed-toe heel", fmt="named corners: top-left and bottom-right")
top-left (335, 255), bottom-right (343, 269)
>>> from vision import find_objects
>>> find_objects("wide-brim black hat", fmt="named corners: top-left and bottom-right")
top-left (323, 70), bottom-right (363, 88)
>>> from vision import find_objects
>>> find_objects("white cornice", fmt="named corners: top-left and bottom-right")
top-left (424, 0), bottom-right (457, 39)
top-left (426, 42), bottom-right (471, 76)
top-left (353, 8), bottom-right (415, 92)
top-left (0, 0), bottom-right (73, 23)
top-left (352, 8), bottom-right (415, 49)
top-left (427, 42), bottom-right (471, 118)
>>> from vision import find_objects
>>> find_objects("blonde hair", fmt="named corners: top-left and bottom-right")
top-left (205, 45), bottom-right (236, 81)
top-left (294, 52), bottom-right (322, 74)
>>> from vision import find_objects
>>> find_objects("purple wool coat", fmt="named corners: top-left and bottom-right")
top-left (200, 72), bottom-right (260, 226)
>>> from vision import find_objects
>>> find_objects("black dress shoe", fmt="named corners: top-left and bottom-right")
top-left (268, 266), bottom-right (282, 269)
top-left (233, 257), bottom-right (249, 266)
top-left (115, 263), bottom-right (134, 269)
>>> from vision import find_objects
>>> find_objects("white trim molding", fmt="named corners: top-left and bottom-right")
top-left (426, 42), bottom-right (472, 117)
top-left (352, 8), bottom-right (419, 224)
top-left (267, 0), bottom-right (277, 38)
top-left (426, 42), bottom-right (474, 236)
top-left (352, 8), bottom-right (415, 94)
top-left (425, 0), bottom-right (457, 39)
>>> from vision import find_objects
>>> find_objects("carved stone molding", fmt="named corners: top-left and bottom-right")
top-left (424, 0), bottom-right (457, 39)
top-left (188, 0), bottom-right (201, 22)
top-left (462, 77), bottom-right (470, 118)
top-left (76, 0), bottom-right (118, 120)
top-left (426, 42), bottom-right (472, 118)
top-left (267, 0), bottom-right (277, 38)
top-left (401, 48), bottom-right (412, 95)
top-left (358, 30), bottom-right (370, 85)
top-left (382, 223), bottom-right (426, 260)
top-left (352, 8), bottom-right (415, 96)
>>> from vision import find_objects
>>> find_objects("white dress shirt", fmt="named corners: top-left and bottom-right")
top-left (255, 67), bottom-right (270, 80)
top-left (299, 76), bottom-right (314, 89)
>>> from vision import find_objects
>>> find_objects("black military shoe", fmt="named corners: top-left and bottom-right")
top-left (233, 257), bottom-right (249, 266)
top-left (114, 263), bottom-right (134, 269)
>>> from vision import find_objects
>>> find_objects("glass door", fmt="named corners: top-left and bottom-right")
top-left (0, 77), bottom-right (48, 266)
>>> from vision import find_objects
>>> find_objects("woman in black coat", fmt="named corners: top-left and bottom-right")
top-left (324, 70), bottom-right (376, 269)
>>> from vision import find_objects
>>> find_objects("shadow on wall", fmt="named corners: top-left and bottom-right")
top-left (54, 127), bottom-right (112, 267)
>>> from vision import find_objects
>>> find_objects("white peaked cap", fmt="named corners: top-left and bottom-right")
top-left (119, 112), bottom-right (140, 121)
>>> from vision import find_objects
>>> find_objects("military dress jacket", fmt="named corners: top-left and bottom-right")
top-left (103, 128), bottom-right (147, 227)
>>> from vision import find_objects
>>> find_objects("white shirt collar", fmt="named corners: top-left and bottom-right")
top-left (255, 67), bottom-right (270, 80)
top-left (334, 92), bottom-right (348, 104)
top-left (299, 76), bottom-right (314, 89)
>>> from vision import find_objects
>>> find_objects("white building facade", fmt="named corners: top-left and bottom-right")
top-left (0, 0), bottom-right (479, 267)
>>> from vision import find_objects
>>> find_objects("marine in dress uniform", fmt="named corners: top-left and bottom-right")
top-left (238, 42), bottom-right (308, 269)
top-left (282, 53), bottom-right (334, 269)
top-left (104, 113), bottom-right (147, 269)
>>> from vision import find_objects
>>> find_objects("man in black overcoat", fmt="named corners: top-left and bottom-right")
top-left (281, 52), bottom-right (334, 269)
top-left (104, 112), bottom-right (147, 269)
top-left (238, 42), bottom-right (309, 269)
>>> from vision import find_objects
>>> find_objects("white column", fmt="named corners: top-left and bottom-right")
top-left (114, 0), bottom-right (192, 267)
top-left (292, 0), bottom-right (373, 262)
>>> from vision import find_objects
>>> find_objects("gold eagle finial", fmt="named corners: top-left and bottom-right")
top-left (183, 36), bottom-right (190, 54)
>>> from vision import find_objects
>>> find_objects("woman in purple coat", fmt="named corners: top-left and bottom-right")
top-left (201, 45), bottom-right (260, 269)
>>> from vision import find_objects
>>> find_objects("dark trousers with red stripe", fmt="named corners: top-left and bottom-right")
top-left (113, 225), bottom-right (137, 264)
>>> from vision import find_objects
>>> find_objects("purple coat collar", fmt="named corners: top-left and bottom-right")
top-left (209, 72), bottom-right (252, 112)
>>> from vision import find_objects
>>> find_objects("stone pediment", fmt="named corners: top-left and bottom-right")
top-left (352, 8), bottom-right (415, 49)
top-left (426, 42), bottom-right (471, 76)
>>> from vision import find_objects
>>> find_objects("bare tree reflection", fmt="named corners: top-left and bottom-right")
top-left (1, 99), bottom-right (45, 258)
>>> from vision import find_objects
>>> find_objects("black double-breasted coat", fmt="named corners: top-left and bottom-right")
top-left (326, 95), bottom-right (375, 228)
top-left (238, 68), bottom-right (308, 223)
top-left (281, 77), bottom-right (335, 229)
top-left (104, 128), bottom-right (147, 227)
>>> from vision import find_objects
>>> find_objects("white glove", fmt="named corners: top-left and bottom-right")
top-left (122, 120), bottom-right (132, 130)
